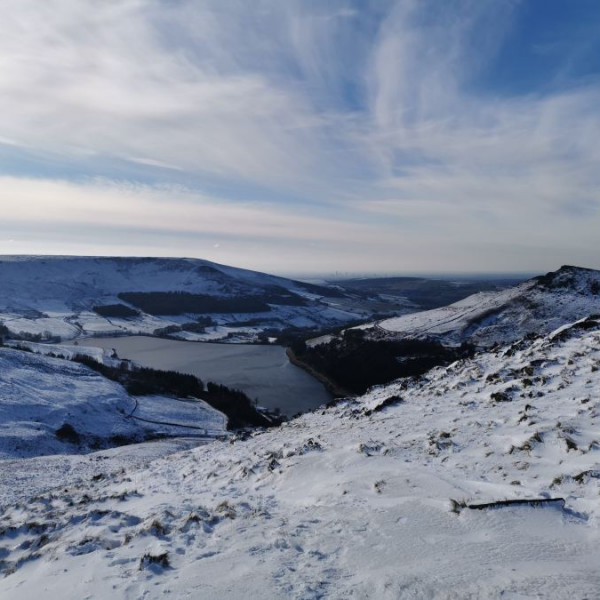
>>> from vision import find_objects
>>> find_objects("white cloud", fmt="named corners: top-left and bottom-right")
top-left (0, 1), bottom-right (356, 190)
top-left (0, 1), bottom-right (599, 273)
top-left (0, 173), bottom-right (598, 275)
top-left (0, 176), bottom-right (381, 244)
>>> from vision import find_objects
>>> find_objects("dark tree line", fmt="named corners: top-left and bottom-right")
top-left (292, 330), bottom-right (474, 395)
top-left (93, 304), bottom-right (140, 318)
top-left (118, 291), bottom-right (271, 315)
top-left (117, 286), bottom-right (310, 316)
top-left (72, 355), bottom-right (273, 429)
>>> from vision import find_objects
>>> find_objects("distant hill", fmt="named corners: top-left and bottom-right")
top-left (0, 256), bottom-right (361, 342)
top-left (331, 274), bottom-right (526, 310)
top-left (0, 255), bottom-right (341, 311)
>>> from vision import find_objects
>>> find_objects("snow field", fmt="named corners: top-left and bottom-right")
top-left (1, 318), bottom-right (600, 597)
top-left (0, 348), bottom-right (226, 460)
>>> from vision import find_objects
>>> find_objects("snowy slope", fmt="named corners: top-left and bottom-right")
top-left (1, 316), bottom-right (600, 597)
top-left (377, 265), bottom-right (600, 346)
top-left (0, 438), bottom-right (210, 508)
top-left (0, 348), bottom-right (225, 459)
top-left (0, 255), bottom-right (359, 342)
top-left (0, 255), bottom-right (310, 308)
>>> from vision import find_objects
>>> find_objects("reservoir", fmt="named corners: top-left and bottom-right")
top-left (83, 336), bottom-right (331, 417)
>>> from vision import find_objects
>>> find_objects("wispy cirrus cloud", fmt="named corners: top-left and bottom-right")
top-left (0, 0), bottom-right (375, 193)
top-left (1, 0), bottom-right (600, 273)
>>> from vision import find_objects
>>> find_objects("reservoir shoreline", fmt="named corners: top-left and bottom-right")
top-left (82, 335), bottom-right (332, 417)
top-left (285, 347), bottom-right (354, 399)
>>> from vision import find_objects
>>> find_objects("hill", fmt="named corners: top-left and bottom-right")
top-left (0, 256), bottom-right (361, 343)
top-left (293, 265), bottom-right (600, 396)
top-left (331, 274), bottom-right (526, 310)
top-left (376, 265), bottom-right (600, 346)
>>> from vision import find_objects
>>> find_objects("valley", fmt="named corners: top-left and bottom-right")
top-left (2, 292), bottom-right (600, 598)
top-left (1, 260), bottom-right (600, 598)
top-left (0, 256), bottom-right (520, 345)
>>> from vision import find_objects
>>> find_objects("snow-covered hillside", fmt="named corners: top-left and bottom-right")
top-left (0, 256), bottom-right (360, 342)
top-left (0, 347), bottom-right (225, 459)
top-left (1, 316), bottom-right (600, 598)
top-left (376, 265), bottom-right (600, 346)
top-left (0, 256), bottom-right (318, 307)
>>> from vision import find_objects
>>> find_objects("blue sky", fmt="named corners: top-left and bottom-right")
top-left (0, 0), bottom-right (599, 275)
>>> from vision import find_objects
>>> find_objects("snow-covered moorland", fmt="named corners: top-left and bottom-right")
top-left (0, 256), bottom-right (363, 343)
top-left (375, 265), bottom-right (600, 347)
top-left (1, 315), bottom-right (600, 598)
top-left (0, 347), bottom-right (226, 460)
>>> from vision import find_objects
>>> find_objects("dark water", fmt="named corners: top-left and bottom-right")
top-left (83, 336), bottom-right (331, 416)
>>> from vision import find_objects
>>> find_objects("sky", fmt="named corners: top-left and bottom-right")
top-left (1, 0), bottom-right (599, 276)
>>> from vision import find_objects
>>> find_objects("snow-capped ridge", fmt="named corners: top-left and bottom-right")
top-left (532, 264), bottom-right (600, 293)
top-left (377, 265), bottom-right (600, 347)
top-left (0, 255), bottom-right (360, 342)
top-left (0, 255), bottom-right (321, 307)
